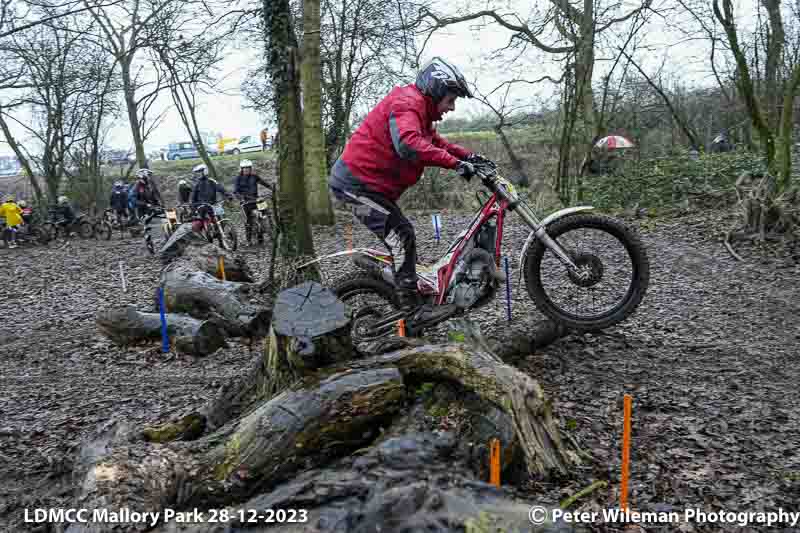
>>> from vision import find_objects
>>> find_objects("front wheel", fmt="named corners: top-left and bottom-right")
top-left (223, 222), bottom-right (238, 251)
top-left (524, 213), bottom-right (649, 331)
top-left (256, 214), bottom-right (271, 246)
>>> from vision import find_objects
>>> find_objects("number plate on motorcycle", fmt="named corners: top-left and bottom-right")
top-left (166, 210), bottom-right (177, 222)
top-left (257, 201), bottom-right (268, 210)
top-left (213, 205), bottom-right (225, 216)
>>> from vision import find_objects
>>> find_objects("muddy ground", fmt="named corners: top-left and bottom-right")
top-left (1, 207), bottom-right (798, 532)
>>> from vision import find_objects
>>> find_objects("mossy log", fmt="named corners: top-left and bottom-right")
top-left (66, 367), bottom-right (406, 532)
top-left (159, 264), bottom-right (270, 338)
top-left (96, 305), bottom-right (226, 356)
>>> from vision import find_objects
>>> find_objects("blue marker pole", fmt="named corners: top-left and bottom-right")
top-left (158, 287), bottom-right (170, 353)
top-left (432, 214), bottom-right (441, 243)
top-left (503, 256), bottom-right (512, 322)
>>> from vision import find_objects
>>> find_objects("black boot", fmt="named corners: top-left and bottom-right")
top-left (396, 286), bottom-right (421, 312)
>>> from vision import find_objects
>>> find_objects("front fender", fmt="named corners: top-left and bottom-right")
top-left (517, 206), bottom-right (595, 280)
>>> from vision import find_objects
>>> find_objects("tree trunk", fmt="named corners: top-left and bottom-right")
top-left (266, 0), bottom-right (316, 258)
top-left (0, 107), bottom-right (44, 203)
top-left (96, 305), bottom-right (226, 356)
top-left (120, 55), bottom-right (148, 169)
top-left (302, 0), bottom-right (334, 225)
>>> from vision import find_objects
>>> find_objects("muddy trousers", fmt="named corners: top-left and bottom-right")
top-left (330, 185), bottom-right (417, 289)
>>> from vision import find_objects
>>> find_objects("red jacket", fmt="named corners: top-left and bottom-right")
top-left (338, 84), bottom-right (471, 201)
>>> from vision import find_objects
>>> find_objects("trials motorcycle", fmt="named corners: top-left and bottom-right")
top-left (300, 159), bottom-right (650, 344)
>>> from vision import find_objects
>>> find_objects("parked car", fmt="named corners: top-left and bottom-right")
top-left (102, 150), bottom-right (135, 166)
top-left (166, 142), bottom-right (219, 161)
top-left (227, 134), bottom-right (265, 155)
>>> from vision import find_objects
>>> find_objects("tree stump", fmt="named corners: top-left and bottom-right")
top-left (96, 305), bottom-right (226, 356)
top-left (264, 281), bottom-right (352, 399)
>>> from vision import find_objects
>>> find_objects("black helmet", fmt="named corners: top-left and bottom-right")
top-left (415, 57), bottom-right (473, 102)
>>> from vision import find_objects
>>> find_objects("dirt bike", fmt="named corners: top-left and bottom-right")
top-left (193, 201), bottom-right (237, 251)
top-left (43, 208), bottom-right (94, 240)
top-left (93, 208), bottom-right (135, 240)
top-left (301, 159), bottom-right (650, 345)
top-left (237, 194), bottom-right (273, 246)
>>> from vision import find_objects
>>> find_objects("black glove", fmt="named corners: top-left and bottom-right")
top-left (456, 160), bottom-right (476, 180)
top-left (467, 153), bottom-right (492, 165)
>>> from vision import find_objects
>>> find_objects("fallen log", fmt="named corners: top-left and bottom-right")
top-left (96, 305), bottom-right (226, 356)
top-left (66, 367), bottom-right (407, 531)
top-left (159, 266), bottom-right (270, 338)
top-left (160, 224), bottom-right (253, 282)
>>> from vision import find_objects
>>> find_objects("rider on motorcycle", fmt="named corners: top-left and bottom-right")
top-left (233, 159), bottom-right (272, 245)
top-left (178, 179), bottom-right (192, 204)
top-left (130, 169), bottom-right (163, 219)
top-left (328, 57), bottom-right (486, 315)
top-left (190, 164), bottom-right (232, 231)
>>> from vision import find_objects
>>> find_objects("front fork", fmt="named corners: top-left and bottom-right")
top-left (514, 202), bottom-right (580, 271)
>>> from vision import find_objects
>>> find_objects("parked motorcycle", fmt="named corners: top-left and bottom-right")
top-left (43, 206), bottom-right (94, 240)
top-left (300, 159), bottom-right (650, 345)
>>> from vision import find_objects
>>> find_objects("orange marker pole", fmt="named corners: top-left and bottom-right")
top-left (218, 256), bottom-right (226, 281)
top-left (620, 394), bottom-right (632, 511)
top-left (397, 319), bottom-right (406, 337)
top-left (489, 438), bottom-right (501, 487)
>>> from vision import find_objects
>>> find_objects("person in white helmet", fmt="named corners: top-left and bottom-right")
top-left (234, 159), bottom-right (272, 245)
top-left (177, 179), bottom-right (192, 204)
top-left (190, 163), bottom-right (231, 227)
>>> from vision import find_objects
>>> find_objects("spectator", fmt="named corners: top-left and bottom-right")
top-left (260, 128), bottom-right (269, 151)
top-left (0, 196), bottom-right (23, 248)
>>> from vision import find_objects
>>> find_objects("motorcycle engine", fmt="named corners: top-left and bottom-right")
top-left (448, 223), bottom-right (500, 310)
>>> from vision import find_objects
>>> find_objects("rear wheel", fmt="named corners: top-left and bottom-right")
top-left (42, 223), bottom-right (57, 241)
top-left (524, 213), bottom-right (649, 331)
top-left (33, 227), bottom-right (49, 245)
top-left (332, 274), bottom-right (398, 350)
top-left (77, 220), bottom-right (94, 239)
top-left (95, 221), bottom-right (112, 240)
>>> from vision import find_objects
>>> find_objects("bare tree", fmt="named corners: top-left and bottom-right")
top-left (713, 0), bottom-right (800, 188)
top-left (0, 14), bottom-right (115, 203)
top-left (81, 0), bottom-right (177, 168)
top-left (150, 6), bottom-right (225, 178)
top-left (473, 77), bottom-right (561, 190)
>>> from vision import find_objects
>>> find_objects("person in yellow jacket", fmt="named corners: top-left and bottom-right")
top-left (0, 196), bottom-right (23, 248)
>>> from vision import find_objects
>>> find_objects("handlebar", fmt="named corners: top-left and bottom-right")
top-left (238, 195), bottom-right (272, 206)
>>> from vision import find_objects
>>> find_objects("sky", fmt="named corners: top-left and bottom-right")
top-left (1, 0), bottom-right (763, 157)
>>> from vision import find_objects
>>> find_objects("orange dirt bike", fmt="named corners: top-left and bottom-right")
top-left (300, 159), bottom-right (650, 344)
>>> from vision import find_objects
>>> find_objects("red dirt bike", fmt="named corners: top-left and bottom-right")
top-left (301, 159), bottom-right (650, 343)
